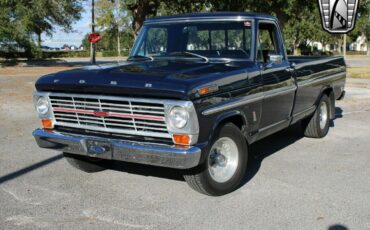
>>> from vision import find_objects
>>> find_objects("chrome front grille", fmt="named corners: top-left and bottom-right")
top-left (48, 94), bottom-right (171, 139)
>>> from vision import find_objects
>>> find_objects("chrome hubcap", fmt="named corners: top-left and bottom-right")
top-left (208, 137), bottom-right (239, 183)
top-left (319, 101), bottom-right (328, 130)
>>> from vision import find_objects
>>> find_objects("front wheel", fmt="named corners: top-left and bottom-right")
top-left (184, 123), bottom-right (248, 196)
top-left (303, 94), bottom-right (331, 138)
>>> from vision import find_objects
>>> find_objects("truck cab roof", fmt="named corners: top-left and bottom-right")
top-left (145, 12), bottom-right (278, 24)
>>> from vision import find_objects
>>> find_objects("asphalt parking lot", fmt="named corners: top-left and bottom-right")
top-left (0, 66), bottom-right (370, 229)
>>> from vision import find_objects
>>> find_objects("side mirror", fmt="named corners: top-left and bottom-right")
top-left (268, 54), bottom-right (283, 65)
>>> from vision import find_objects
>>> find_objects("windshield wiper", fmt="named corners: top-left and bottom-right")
top-left (127, 55), bottom-right (154, 61)
top-left (168, 51), bottom-right (209, 63)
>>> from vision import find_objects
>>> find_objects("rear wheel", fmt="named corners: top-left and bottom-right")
top-left (63, 152), bottom-right (106, 173)
top-left (184, 123), bottom-right (248, 196)
top-left (303, 94), bottom-right (331, 138)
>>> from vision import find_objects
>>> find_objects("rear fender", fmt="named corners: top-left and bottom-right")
top-left (317, 86), bottom-right (335, 119)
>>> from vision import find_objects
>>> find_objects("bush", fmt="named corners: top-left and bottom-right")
top-left (100, 51), bottom-right (118, 57)
top-left (41, 51), bottom-right (89, 58)
top-left (0, 51), bottom-right (24, 59)
top-left (96, 50), bottom-right (130, 57)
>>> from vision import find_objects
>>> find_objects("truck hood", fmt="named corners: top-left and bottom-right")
top-left (35, 60), bottom-right (253, 100)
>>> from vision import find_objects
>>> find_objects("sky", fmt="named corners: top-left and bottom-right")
top-left (42, 2), bottom-right (91, 48)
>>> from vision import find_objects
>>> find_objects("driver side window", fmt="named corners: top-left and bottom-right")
top-left (257, 23), bottom-right (281, 63)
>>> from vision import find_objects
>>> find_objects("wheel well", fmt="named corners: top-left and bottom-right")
top-left (219, 115), bottom-right (245, 131)
top-left (321, 87), bottom-right (335, 119)
top-left (322, 87), bottom-right (333, 97)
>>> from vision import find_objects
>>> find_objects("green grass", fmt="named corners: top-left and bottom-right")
top-left (347, 67), bottom-right (370, 79)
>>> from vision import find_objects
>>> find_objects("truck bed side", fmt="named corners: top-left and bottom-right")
top-left (289, 56), bottom-right (346, 122)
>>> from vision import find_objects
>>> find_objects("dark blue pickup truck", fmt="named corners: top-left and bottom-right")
top-left (33, 12), bottom-right (346, 195)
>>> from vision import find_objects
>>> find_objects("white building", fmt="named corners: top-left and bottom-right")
top-left (349, 34), bottom-right (368, 52)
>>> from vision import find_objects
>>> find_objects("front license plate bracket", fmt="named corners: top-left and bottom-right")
top-left (85, 139), bottom-right (112, 159)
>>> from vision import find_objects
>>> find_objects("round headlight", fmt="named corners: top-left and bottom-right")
top-left (36, 97), bottom-right (49, 115)
top-left (169, 106), bottom-right (189, 129)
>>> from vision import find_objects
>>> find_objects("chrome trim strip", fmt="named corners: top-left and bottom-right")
top-left (202, 86), bottom-right (296, 116)
top-left (263, 86), bottom-right (297, 100)
top-left (33, 129), bottom-right (201, 169)
top-left (55, 122), bottom-right (171, 138)
top-left (144, 17), bottom-right (257, 25)
top-left (297, 72), bottom-right (346, 88)
top-left (36, 91), bottom-right (187, 105)
top-left (202, 92), bottom-right (264, 116)
top-left (202, 71), bottom-right (345, 116)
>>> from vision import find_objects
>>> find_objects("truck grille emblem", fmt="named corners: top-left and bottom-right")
top-left (93, 111), bottom-right (109, 117)
top-left (318, 0), bottom-right (359, 34)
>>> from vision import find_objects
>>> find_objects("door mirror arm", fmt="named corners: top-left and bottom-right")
top-left (261, 54), bottom-right (283, 70)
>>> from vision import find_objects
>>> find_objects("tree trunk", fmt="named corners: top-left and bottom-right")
top-left (293, 44), bottom-right (300, 55)
top-left (37, 32), bottom-right (42, 48)
top-left (127, 0), bottom-right (160, 38)
top-left (343, 34), bottom-right (346, 56)
top-left (117, 28), bottom-right (121, 57)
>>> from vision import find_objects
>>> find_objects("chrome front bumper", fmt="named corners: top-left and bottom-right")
top-left (32, 129), bottom-right (201, 169)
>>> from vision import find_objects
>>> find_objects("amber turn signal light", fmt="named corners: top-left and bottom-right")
top-left (41, 119), bottom-right (53, 129)
top-left (197, 85), bottom-right (219, 96)
top-left (173, 134), bottom-right (190, 145)
top-left (198, 87), bottom-right (210, 95)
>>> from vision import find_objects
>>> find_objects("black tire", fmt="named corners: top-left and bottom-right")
top-left (183, 123), bottom-right (248, 196)
top-left (63, 152), bottom-right (106, 173)
top-left (303, 94), bottom-right (331, 138)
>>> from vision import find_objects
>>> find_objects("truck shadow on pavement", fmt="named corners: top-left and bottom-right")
top-left (0, 154), bottom-right (63, 185)
top-left (241, 123), bottom-right (304, 186)
top-left (107, 123), bottom-right (306, 185)
top-left (108, 106), bottom-right (345, 187)
top-left (242, 106), bottom-right (343, 186)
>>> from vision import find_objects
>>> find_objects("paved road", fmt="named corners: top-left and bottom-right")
top-left (0, 70), bottom-right (370, 229)
top-left (345, 57), bottom-right (370, 67)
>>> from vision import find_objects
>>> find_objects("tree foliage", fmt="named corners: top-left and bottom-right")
top-left (0, 0), bottom-right (83, 58)
top-left (1, 0), bottom-right (369, 58)
top-left (348, 0), bottom-right (370, 43)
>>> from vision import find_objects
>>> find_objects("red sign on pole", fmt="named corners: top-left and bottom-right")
top-left (88, 32), bottom-right (101, 43)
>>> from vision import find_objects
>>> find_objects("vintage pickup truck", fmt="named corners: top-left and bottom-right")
top-left (33, 12), bottom-right (346, 196)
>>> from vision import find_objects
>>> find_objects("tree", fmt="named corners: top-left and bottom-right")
top-left (347, 0), bottom-right (370, 52)
top-left (123, 0), bottom-right (209, 38)
top-left (159, 0), bottom-right (208, 15)
top-left (96, 0), bottom-right (123, 54)
top-left (125, 0), bottom-right (161, 37)
top-left (206, 0), bottom-right (250, 12)
top-left (0, 0), bottom-right (83, 58)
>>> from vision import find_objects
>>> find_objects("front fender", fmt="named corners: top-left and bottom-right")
top-left (197, 109), bottom-right (249, 164)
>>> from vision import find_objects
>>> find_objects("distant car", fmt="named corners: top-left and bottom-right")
top-left (32, 12), bottom-right (346, 196)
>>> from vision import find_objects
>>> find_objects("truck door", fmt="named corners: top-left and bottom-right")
top-left (257, 21), bottom-right (296, 137)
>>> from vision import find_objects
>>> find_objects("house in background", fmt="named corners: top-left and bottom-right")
top-left (61, 44), bottom-right (70, 51)
top-left (349, 34), bottom-right (368, 52)
top-left (70, 45), bottom-right (78, 51)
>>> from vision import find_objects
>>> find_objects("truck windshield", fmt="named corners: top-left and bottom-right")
top-left (130, 21), bottom-right (253, 61)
